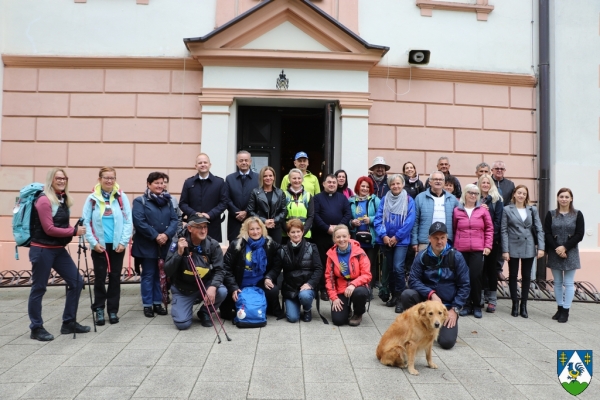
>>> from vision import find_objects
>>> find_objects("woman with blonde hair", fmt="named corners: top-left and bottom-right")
top-left (247, 166), bottom-right (287, 244)
top-left (28, 168), bottom-right (89, 341)
top-left (221, 217), bottom-right (282, 319)
top-left (82, 167), bottom-right (133, 325)
top-left (477, 174), bottom-right (504, 313)
top-left (501, 185), bottom-right (545, 318)
top-left (282, 168), bottom-right (314, 243)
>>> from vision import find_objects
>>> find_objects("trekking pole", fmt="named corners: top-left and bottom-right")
top-left (186, 255), bottom-right (231, 343)
top-left (77, 230), bottom-right (96, 335)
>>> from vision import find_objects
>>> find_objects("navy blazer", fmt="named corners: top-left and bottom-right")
top-left (131, 196), bottom-right (179, 259)
top-left (179, 172), bottom-right (229, 242)
top-left (225, 170), bottom-right (259, 241)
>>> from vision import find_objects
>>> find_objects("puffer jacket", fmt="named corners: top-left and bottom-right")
top-left (269, 239), bottom-right (322, 300)
top-left (452, 202), bottom-right (493, 252)
top-left (404, 175), bottom-right (425, 199)
top-left (373, 192), bottom-right (415, 246)
top-left (325, 239), bottom-right (371, 301)
top-left (411, 189), bottom-right (459, 245)
top-left (408, 247), bottom-right (470, 309)
top-left (82, 183), bottom-right (133, 249)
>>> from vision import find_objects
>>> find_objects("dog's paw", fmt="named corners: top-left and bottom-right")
top-left (408, 368), bottom-right (419, 375)
top-left (428, 362), bottom-right (438, 369)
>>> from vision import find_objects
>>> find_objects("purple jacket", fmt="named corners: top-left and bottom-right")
top-left (452, 203), bottom-right (493, 252)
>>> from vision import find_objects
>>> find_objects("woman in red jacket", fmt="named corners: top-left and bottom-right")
top-left (452, 184), bottom-right (493, 319)
top-left (325, 225), bottom-right (372, 326)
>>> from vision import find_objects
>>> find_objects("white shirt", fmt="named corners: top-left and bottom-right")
top-left (432, 196), bottom-right (446, 224)
top-left (517, 208), bottom-right (527, 221)
top-left (465, 207), bottom-right (474, 218)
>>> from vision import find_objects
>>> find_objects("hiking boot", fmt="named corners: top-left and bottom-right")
top-left (96, 309), bottom-right (105, 326)
top-left (552, 306), bottom-right (564, 320)
top-left (302, 310), bottom-right (312, 322)
top-left (60, 321), bottom-right (91, 334)
top-left (394, 297), bottom-right (404, 314)
top-left (473, 308), bottom-right (483, 319)
top-left (386, 295), bottom-right (397, 308)
top-left (197, 309), bottom-right (213, 327)
top-left (349, 314), bottom-right (362, 327)
top-left (459, 306), bottom-right (471, 317)
top-left (143, 307), bottom-right (154, 318)
top-left (558, 308), bottom-right (569, 323)
top-left (108, 313), bottom-right (119, 324)
top-left (30, 326), bottom-right (54, 341)
top-left (153, 304), bottom-right (168, 316)
top-left (486, 304), bottom-right (496, 313)
top-left (320, 291), bottom-right (329, 302)
top-left (378, 291), bottom-right (390, 303)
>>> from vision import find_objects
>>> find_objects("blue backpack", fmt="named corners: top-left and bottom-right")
top-left (12, 183), bottom-right (46, 260)
top-left (234, 286), bottom-right (267, 328)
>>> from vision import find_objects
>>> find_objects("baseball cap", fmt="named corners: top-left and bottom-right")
top-left (294, 151), bottom-right (309, 160)
top-left (428, 222), bottom-right (447, 236)
top-left (188, 214), bottom-right (210, 226)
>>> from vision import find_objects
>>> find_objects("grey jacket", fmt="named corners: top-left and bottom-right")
top-left (501, 204), bottom-right (545, 258)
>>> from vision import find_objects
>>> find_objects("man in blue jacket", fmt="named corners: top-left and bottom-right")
top-left (225, 151), bottom-right (259, 241)
top-left (411, 171), bottom-right (459, 252)
top-left (179, 153), bottom-right (229, 242)
top-left (401, 222), bottom-right (470, 349)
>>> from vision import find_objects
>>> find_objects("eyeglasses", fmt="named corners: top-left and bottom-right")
top-left (493, 168), bottom-right (506, 171)
top-left (467, 191), bottom-right (479, 196)
top-left (430, 179), bottom-right (444, 182)
top-left (101, 177), bottom-right (116, 181)
top-left (54, 177), bottom-right (68, 182)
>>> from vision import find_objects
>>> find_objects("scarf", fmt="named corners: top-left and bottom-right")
top-left (101, 188), bottom-right (112, 200)
top-left (245, 236), bottom-right (267, 278)
top-left (336, 245), bottom-right (352, 279)
top-left (145, 188), bottom-right (171, 207)
top-left (426, 243), bottom-right (452, 267)
top-left (408, 174), bottom-right (420, 184)
top-left (383, 189), bottom-right (409, 226)
top-left (371, 174), bottom-right (385, 183)
top-left (288, 239), bottom-right (305, 265)
top-left (355, 194), bottom-right (369, 201)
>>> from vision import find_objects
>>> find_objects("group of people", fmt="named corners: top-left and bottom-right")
top-left (27, 153), bottom-right (584, 350)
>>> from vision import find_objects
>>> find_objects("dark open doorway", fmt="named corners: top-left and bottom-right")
top-left (237, 106), bottom-right (330, 187)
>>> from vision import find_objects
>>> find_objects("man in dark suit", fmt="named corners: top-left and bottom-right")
top-left (179, 153), bottom-right (229, 243)
top-left (225, 150), bottom-right (258, 242)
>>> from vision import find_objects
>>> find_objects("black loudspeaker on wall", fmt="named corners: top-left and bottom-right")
top-left (408, 50), bottom-right (431, 65)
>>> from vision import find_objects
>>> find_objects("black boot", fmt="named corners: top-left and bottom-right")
top-left (552, 306), bottom-right (564, 320)
top-left (386, 294), bottom-right (397, 308)
top-left (511, 301), bottom-right (519, 317)
top-left (394, 294), bottom-right (404, 314)
top-left (519, 301), bottom-right (528, 318)
top-left (558, 308), bottom-right (569, 323)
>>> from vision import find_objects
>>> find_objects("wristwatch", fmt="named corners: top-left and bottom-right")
top-left (452, 306), bottom-right (461, 314)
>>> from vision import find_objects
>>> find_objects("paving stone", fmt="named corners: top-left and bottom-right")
top-left (248, 366), bottom-right (303, 399)
top-left (0, 319), bottom-right (31, 336)
top-left (197, 354), bottom-right (254, 382)
top-left (62, 342), bottom-right (127, 367)
top-left (189, 381), bottom-right (249, 399)
top-left (0, 382), bottom-right (36, 400)
top-left (302, 334), bottom-right (347, 355)
top-left (303, 354), bottom-right (353, 383)
top-left (411, 383), bottom-right (475, 400)
top-left (484, 357), bottom-right (556, 385)
top-left (132, 366), bottom-right (200, 398)
top-left (88, 366), bottom-right (151, 387)
top-left (156, 343), bottom-right (211, 367)
top-left (75, 386), bottom-right (137, 399)
top-left (461, 337), bottom-right (519, 358)
top-left (92, 324), bottom-right (145, 343)
top-left (257, 322), bottom-right (300, 343)
top-left (209, 333), bottom-right (258, 355)
top-left (253, 343), bottom-right (301, 368)
top-left (514, 384), bottom-right (575, 399)
top-left (125, 324), bottom-right (178, 350)
top-left (523, 329), bottom-right (570, 342)
top-left (346, 343), bottom-right (388, 369)
top-left (354, 368), bottom-right (419, 400)
top-left (109, 348), bottom-right (165, 366)
top-left (171, 327), bottom-right (220, 343)
top-left (305, 382), bottom-right (363, 400)
top-left (489, 329), bottom-right (547, 349)
top-left (339, 326), bottom-right (381, 344)
top-left (402, 356), bottom-right (458, 384)
top-left (0, 354), bottom-right (69, 383)
top-left (20, 366), bottom-right (102, 398)
top-left (300, 321), bottom-right (342, 336)
top-left (0, 344), bottom-right (41, 368)
top-left (33, 333), bottom-right (90, 355)
top-left (451, 368), bottom-right (527, 399)
top-left (434, 345), bottom-right (492, 370)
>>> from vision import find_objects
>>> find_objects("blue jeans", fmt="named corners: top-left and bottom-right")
top-left (552, 269), bottom-right (576, 309)
top-left (384, 245), bottom-right (409, 294)
top-left (140, 258), bottom-right (163, 307)
top-left (28, 247), bottom-right (84, 329)
top-left (170, 285), bottom-right (227, 330)
top-left (285, 290), bottom-right (315, 323)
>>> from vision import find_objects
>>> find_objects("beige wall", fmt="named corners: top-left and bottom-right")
top-left (0, 67), bottom-right (203, 271)
top-left (367, 77), bottom-right (538, 199)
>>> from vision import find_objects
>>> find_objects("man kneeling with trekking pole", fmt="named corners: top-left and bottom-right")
top-left (164, 215), bottom-right (228, 330)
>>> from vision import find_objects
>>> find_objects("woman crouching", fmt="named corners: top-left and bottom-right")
top-left (325, 225), bottom-right (372, 326)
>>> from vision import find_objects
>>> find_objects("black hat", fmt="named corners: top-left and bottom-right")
top-left (428, 222), bottom-right (447, 236)
top-left (188, 214), bottom-right (210, 226)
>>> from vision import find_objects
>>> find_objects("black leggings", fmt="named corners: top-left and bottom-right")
top-left (508, 257), bottom-right (534, 302)
top-left (331, 286), bottom-right (369, 326)
top-left (483, 241), bottom-right (500, 293)
top-left (462, 251), bottom-right (484, 309)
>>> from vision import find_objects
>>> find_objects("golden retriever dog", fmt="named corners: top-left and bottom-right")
top-left (376, 300), bottom-right (448, 375)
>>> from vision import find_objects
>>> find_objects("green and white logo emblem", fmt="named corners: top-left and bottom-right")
top-left (557, 350), bottom-right (593, 396)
